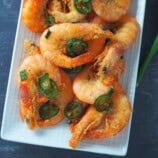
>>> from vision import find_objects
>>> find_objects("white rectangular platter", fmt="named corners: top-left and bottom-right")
top-left (1, 0), bottom-right (146, 156)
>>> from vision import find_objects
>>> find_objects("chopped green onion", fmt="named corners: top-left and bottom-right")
top-left (45, 29), bottom-right (51, 39)
top-left (137, 35), bottom-right (158, 87)
top-left (64, 101), bottom-right (83, 119)
top-left (20, 70), bottom-right (27, 81)
top-left (74, 0), bottom-right (92, 14)
top-left (66, 38), bottom-right (88, 57)
top-left (39, 102), bottom-right (59, 120)
top-left (45, 16), bottom-right (55, 26)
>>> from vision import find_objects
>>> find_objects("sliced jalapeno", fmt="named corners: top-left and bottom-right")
top-left (66, 38), bottom-right (88, 57)
top-left (39, 102), bottom-right (59, 120)
top-left (39, 73), bottom-right (59, 99)
top-left (64, 101), bottom-right (83, 119)
top-left (74, 0), bottom-right (92, 14)
top-left (94, 88), bottom-right (114, 112)
top-left (39, 73), bottom-right (51, 90)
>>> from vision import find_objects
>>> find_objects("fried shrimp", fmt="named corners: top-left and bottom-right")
top-left (69, 105), bottom-right (105, 148)
top-left (22, 0), bottom-right (87, 32)
top-left (40, 23), bottom-right (113, 68)
top-left (48, 0), bottom-right (86, 23)
top-left (113, 14), bottom-right (140, 49)
top-left (95, 14), bottom-right (139, 76)
top-left (86, 83), bottom-right (132, 139)
top-left (88, 11), bottom-right (106, 28)
top-left (22, 0), bottom-right (48, 33)
top-left (18, 54), bottom-right (73, 129)
top-left (73, 60), bottom-right (125, 104)
top-left (92, 0), bottom-right (130, 22)
top-left (69, 83), bottom-right (132, 148)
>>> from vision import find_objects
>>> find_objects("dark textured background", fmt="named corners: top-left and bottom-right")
top-left (0, 0), bottom-right (158, 158)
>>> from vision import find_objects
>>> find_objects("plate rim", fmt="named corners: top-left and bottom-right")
top-left (1, 0), bottom-right (147, 156)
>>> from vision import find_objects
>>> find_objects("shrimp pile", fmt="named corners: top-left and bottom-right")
top-left (19, 0), bottom-right (140, 148)
top-left (18, 53), bottom-right (73, 129)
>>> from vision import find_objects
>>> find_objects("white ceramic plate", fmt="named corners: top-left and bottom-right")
top-left (1, 0), bottom-right (146, 156)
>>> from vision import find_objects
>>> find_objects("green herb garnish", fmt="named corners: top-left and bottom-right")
top-left (45, 29), bottom-right (51, 39)
top-left (137, 35), bottom-right (158, 87)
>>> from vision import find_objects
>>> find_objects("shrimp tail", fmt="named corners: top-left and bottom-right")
top-left (69, 105), bottom-right (104, 148)
top-left (94, 14), bottom-right (139, 76)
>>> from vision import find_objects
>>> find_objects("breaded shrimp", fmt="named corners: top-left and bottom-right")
top-left (40, 23), bottom-right (113, 68)
top-left (73, 60), bottom-right (125, 104)
top-left (22, 0), bottom-right (86, 32)
top-left (88, 11), bottom-right (106, 28)
top-left (48, 0), bottom-right (86, 23)
top-left (86, 83), bottom-right (132, 139)
top-left (92, 0), bottom-right (130, 22)
top-left (69, 105), bottom-right (105, 148)
top-left (95, 14), bottom-right (140, 76)
top-left (22, 0), bottom-right (48, 33)
top-left (69, 82), bottom-right (132, 148)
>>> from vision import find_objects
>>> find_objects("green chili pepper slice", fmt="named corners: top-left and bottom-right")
top-left (39, 102), bottom-right (59, 120)
top-left (39, 73), bottom-right (51, 90)
top-left (64, 101), bottom-right (83, 119)
top-left (63, 65), bottom-right (84, 74)
top-left (45, 16), bottom-right (55, 27)
top-left (39, 73), bottom-right (59, 99)
top-left (74, 0), bottom-right (92, 14)
top-left (94, 88), bottom-right (114, 112)
top-left (20, 70), bottom-right (27, 81)
top-left (66, 38), bottom-right (88, 57)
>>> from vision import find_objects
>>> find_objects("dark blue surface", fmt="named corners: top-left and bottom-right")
top-left (0, 0), bottom-right (158, 158)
